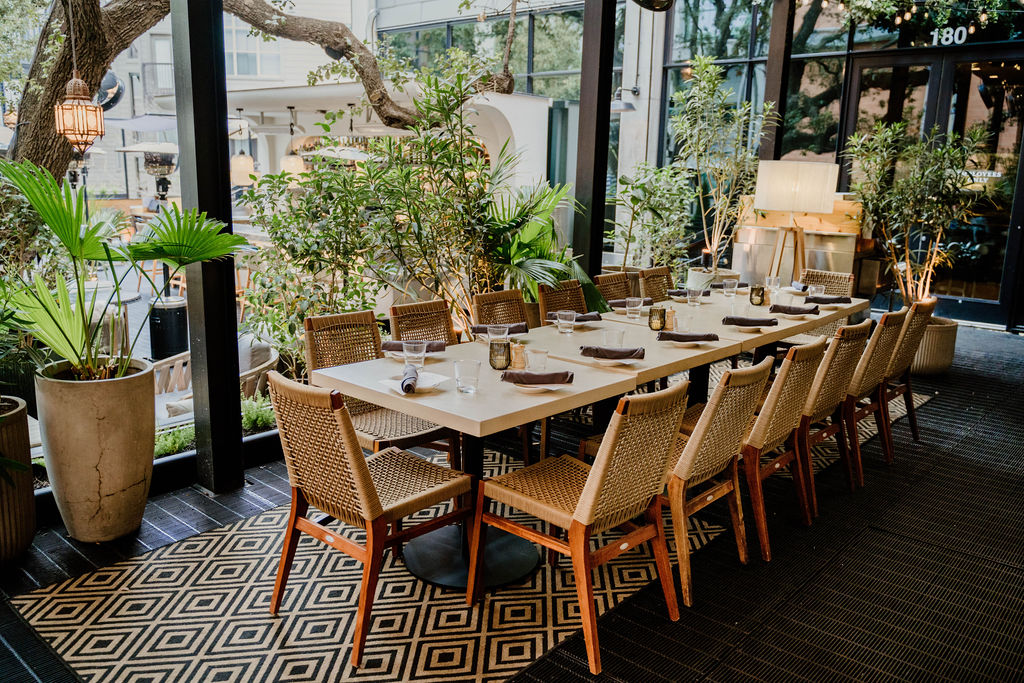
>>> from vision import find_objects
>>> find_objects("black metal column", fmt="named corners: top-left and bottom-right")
top-left (760, 0), bottom-right (795, 161)
top-left (572, 0), bottom-right (617, 277)
top-left (170, 0), bottom-right (244, 493)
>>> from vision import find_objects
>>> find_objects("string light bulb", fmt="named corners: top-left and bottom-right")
top-left (979, 11), bottom-right (988, 23)
top-left (895, 15), bottom-right (902, 24)
top-left (969, 23), bottom-right (976, 33)
top-left (904, 10), bottom-right (911, 19)
top-left (838, 1), bottom-right (845, 10)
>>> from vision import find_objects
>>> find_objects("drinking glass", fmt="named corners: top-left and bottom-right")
top-left (526, 348), bottom-right (548, 371)
top-left (488, 339), bottom-right (511, 370)
top-left (765, 276), bottom-right (781, 305)
top-left (625, 297), bottom-right (643, 319)
top-left (402, 340), bottom-right (427, 368)
top-left (749, 284), bottom-right (765, 306)
top-left (487, 325), bottom-right (509, 341)
top-left (722, 279), bottom-right (739, 298)
top-left (808, 284), bottom-right (825, 297)
top-left (686, 289), bottom-right (702, 307)
top-left (556, 310), bottom-right (577, 334)
top-left (648, 307), bottom-right (667, 331)
top-left (454, 359), bottom-right (480, 394)
top-left (603, 328), bottom-right (624, 347)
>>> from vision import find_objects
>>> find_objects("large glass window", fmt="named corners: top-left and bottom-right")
top-left (669, 0), bottom-right (756, 61)
top-left (781, 57), bottom-right (844, 162)
top-left (792, 0), bottom-right (848, 55)
top-left (533, 10), bottom-right (585, 73)
top-left (383, 26), bottom-right (447, 69)
top-left (224, 15), bottom-right (280, 77)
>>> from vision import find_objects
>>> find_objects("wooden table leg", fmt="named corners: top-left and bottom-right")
top-left (688, 364), bottom-right (710, 406)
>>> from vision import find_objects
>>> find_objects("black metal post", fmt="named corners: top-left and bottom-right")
top-left (170, 0), bottom-right (244, 493)
top-left (760, 0), bottom-right (795, 161)
top-left (572, 0), bottom-right (617, 277)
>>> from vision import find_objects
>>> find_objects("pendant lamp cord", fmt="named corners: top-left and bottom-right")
top-left (65, 0), bottom-right (79, 75)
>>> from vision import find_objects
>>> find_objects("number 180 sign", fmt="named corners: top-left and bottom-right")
top-left (931, 25), bottom-right (970, 45)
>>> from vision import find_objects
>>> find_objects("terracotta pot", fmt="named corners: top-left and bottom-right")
top-left (911, 317), bottom-right (958, 375)
top-left (0, 396), bottom-right (35, 565)
top-left (35, 359), bottom-right (155, 542)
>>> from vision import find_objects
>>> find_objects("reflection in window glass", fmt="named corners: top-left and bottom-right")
top-left (752, 3), bottom-right (772, 57)
top-left (451, 18), bottom-right (528, 74)
top-left (853, 23), bottom-right (898, 51)
top-left (533, 10), bottom-right (585, 73)
top-left (898, 2), bottom-right (1024, 48)
top-left (663, 65), bottom-right (746, 160)
top-left (383, 27), bottom-right (447, 68)
top-left (223, 16), bottom-right (280, 77)
top-left (670, 0), bottom-right (754, 61)
top-left (532, 74), bottom-right (581, 101)
top-left (791, 0), bottom-right (847, 54)
top-left (781, 57), bottom-right (844, 162)
top-left (614, 3), bottom-right (626, 68)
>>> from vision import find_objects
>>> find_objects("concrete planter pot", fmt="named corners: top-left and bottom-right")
top-left (686, 267), bottom-right (740, 291)
top-left (911, 317), bottom-right (958, 375)
top-left (0, 396), bottom-right (35, 565)
top-left (35, 359), bottom-right (155, 542)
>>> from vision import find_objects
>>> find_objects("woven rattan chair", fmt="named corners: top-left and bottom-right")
top-left (667, 357), bottom-right (772, 606)
top-left (389, 299), bottom-right (460, 346)
top-left (537, 279), bottom-right (587, 321)
top-left (841, 309), bottom-right (909, 488)
top-left (796, 320), bottom-right (871, 515)
top-left (883, 298), bottom-right (937, 445)
top-left (743, 338), bottom-right (826, 561)
top-left (594, 272), bottom-right (632, 302)
top-left (266, 371), bottom-right (472, 667)
top-left (796, 268), bottom-right (855, 337)
top-left (638, 266), bottom-right (673, 303)
top-left (304, 311), bottom-right (461, 469)
top-left (472, 289), bottom-right (530, 328)
top-left (467, 381), bottom-right (688, 675)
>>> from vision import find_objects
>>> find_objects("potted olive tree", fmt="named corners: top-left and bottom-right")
top-left (845, 122), bottom-right (985, 374)
top-left (0, 160), bottom-right (248, 542)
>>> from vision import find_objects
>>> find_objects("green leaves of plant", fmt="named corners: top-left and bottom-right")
top-left (127, 205), bottom-right (250, 267)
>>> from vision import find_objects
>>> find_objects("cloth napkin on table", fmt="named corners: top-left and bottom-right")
top-left (790, 281), bottom-right (808, 292)
top-left (657, 331), bottom-right (719, 342)
top-left (382, 340), bottom-right (447, 353)
top-left (723, 316), bottom-right (779, 327)
top-left (805, 295), bottom-right (851, 305)
top-left (769, 303), bottom-right (820, 316)
top-left (710, 281), bottom-right (750, 289)
top-left (500, 370), bottom-right (574, 385)
top-left (667, 289), bottom-right (712, 297)
top-left (469, 322), bottom-right (529, 335)
top-left (607, 298), bottom-right (653, 307)
top-left (400, 365), bottom-right (419, 394)
top-left (579, 346), bottom-right (646, 360)
top-left (546, 311), bottom-right (602, 322)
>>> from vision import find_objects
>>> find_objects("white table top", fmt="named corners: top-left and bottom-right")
top-left (311, 342), bottom-right (637, 438)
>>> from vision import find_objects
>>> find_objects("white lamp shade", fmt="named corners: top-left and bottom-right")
top-left (753, 160), bottom-right (840, 214)
top-left (230, 152), bottom-right (255, 186)
top-left (279, 153), bottom-right (306, 175)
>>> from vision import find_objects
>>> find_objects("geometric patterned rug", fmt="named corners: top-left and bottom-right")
top-left (11, 393), bottom-right (931, 683)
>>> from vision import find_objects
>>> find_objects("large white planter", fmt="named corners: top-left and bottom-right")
top-left (35, 359), bottom-right (155, 542)
top-left (686, 267), bottom-right (740, 291)
top-left (911, 317), bottom-right (958, 375)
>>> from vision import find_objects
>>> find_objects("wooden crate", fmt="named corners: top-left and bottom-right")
top-left (738, 196), bottom-right (862, 235)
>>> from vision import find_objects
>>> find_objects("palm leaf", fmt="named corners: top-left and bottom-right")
top-left (127, 205), bottom-right (250, 267)
top-left (9, 274), bottom-right (88, 364)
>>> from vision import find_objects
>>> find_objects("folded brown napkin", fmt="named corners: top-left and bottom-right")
top-left (791, 281), bottom-right (808, 292)
top-left (710, 281), bottom-right (749, 289)
top-left (805, 295), bottom-right (851, 305)
top-left (382, 340), bottom-right (446, 353)
top-left (607, 298), bottom-right (653, 307)
top-left (657, 331), bottom-right (720, 342)
top-left (579, 345), bottom-right (645, 360)
top-left (470, 322), bottom-right (528, 335)
top-left (668, 289), bottom-right (711, 297)
top-left (400, 365), bottom-right (418, 393)
top-left (769, 304), bottom-right (820, 316)
top-left (546, 311), bottom-right (602, 322)
top-left (723, 316), bottom-right (779, 327)
top-left (501, 370), bottom-right (574, 385)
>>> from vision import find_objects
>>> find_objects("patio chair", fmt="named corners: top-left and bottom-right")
top-left (466, 381), bottom-right (688, 675)
top-left (304, 311), bottom-right (461, 468)
top-left (266, 371), bottom-right (472, 668)
top-left (594, 272), bottom-right (631, 302)
top-left (537, 279), bottom-right (587, 320)
top-left (781, 269), bottom-right (856, 346)
top-left (743, 338), bottom-right (826, 561)
top-left (638, 266), bottom-right (673, 303)
top-left (882, 298), bottom-right (937, 446)
top-left (389, 299), bottom-right (460, 346)
top-left (841, 309), bottom-right (908, 488)
top-left (666, 357), bottom-right (773, 606)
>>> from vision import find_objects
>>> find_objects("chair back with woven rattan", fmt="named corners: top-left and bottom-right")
top-left (848, 309), bottom-right (908, 399)
top-left (638, 266), bottom-right (673, 302)
top-left (574, 381), bottom-right (688, 532)
top-left (472, 289), bottom-right (530, 327)
top-left (537, 279), bottom-right (587, 320)
top-left (802, 320), bottom-right (871, 423)
top-left (747, 338), bottom-right (826, 453)
top-left (594, 272), bottom-right (631, 301)
top-left (673, 358), bottom-right (773, 486)
top-left (885, 298), bottom-right (937, 380)
top-left (799, 268), bottom-right (855, 337)
top-left (304, 311), bottom-right (382, 373)
top-left (267, 371), bottom-right (384, 528)
top-left (389, 299), bottom-right (459, 346)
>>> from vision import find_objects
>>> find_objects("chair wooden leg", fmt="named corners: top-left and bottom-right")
top-left (797, 420), bottom-right (818, 519)
top-left (831, 408), bottom-right (851, 494)
top-left (902, 373), bottom-right (920, 441)
top-left (842, 399), bottom-right (864, 489)
top-left (727, 458), bottom-right (748, 565)
top-left (351, 517), bottom-right (387, 668)
top-left (875, 386), bottom-right (895, 465)
top-left (568, 521), bottom-right (601, 676)
top-left (785, 434), bottom-right (812, 527)
top-left (465, 487), bottom-right (489, 605)
top-left (269, 490), bottom-right (308, 615)
top-left (447, 431), bottom-right (463, 471)
top-left (390, 518), bottom-right (404, 561)
top-left (667, 476), bottom-right (693, 607)
top-left (742, 448), bottom-right (771, 562)
top-left (646, 499), bottom-right (680, 621)
top-left (519, 424), bottom-right (533, 466)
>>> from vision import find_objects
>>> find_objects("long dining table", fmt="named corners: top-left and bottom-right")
top-left (311, 292), bottom-right (869, 588)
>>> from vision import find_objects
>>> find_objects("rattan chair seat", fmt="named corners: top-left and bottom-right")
top-left (366, 447), bottom-right (471, 522)
top-left (350, 407), bottom-right (447, 449)
top-left (483, 454), bottom-right (592, 530)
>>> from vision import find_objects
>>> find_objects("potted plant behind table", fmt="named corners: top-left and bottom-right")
top-left (668, 56), bottom-right (777, 290)
top-left (844, 122), bottom-right (986, 374)
top-left (0, 393), bottom-right (34, 565)
top-left (0, 160), bottom-right (249, 542)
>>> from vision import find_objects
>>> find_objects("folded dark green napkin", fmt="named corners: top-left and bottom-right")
top-left (769, 304), bottom-right (820, 316)
top-left (657, 331), bottom-right (719, 342)
top-left (501, 370), bottom-right (574, 385)
top-left (805, 295), bottom-right (851, 305)
top-left (723, 316), bottom-right (778, 327)
top-left (579, 345), bottom-right (645, 360)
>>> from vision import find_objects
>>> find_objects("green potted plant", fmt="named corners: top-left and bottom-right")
top-left (0, 159), bottom-right (248, 542)
top-left (844, 122), bottom-right (986, 374)
top-left (0, 395), bottom-right (34, 565)
top-left (668, 56), bottom-right (776, 289)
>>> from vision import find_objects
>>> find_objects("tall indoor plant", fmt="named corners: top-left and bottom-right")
top-left (0, 159), bottom-right (248, 541)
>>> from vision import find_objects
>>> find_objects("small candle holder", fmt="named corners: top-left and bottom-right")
top-left (488, 339), bottom-right (511, 370)
top-left (749, 284), bottom-right (765, 306)
top-left (701, 249), bottom-right (712, 269)
top-left (648, 306), bottom-right (667, 331)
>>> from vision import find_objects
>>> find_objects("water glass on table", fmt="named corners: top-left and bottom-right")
top-left (603, 328), bottom-right (624, 347)
top-left (625, 297), bottom-right (643, 320)
top-left (687, 289), bottom-right (703, 307)
top-left (487, 325), bottom-right (510, 341)
top-left (526, 348), bottom-right (548, 372)
top-left (556, 310), bottom-right (577, 334)
top-left (722, 279), bottom-right (739, 298)
top-left (454, 359), bottom-right (480, 394)
top-left (403, 340), bottom-right (427, 368)
top-left (807, 284), bottom-right (826, 298)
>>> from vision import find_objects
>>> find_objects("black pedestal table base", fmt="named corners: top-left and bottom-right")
top-left (402, 526), bottom-right (540, 590)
